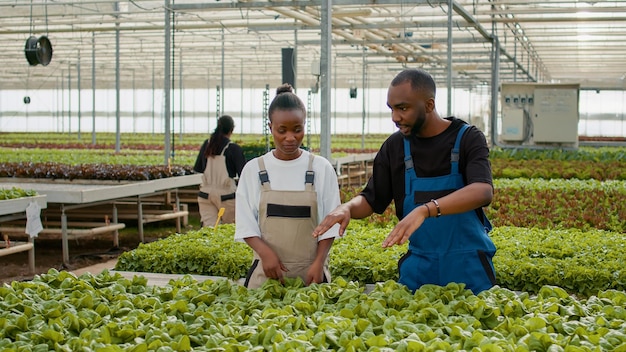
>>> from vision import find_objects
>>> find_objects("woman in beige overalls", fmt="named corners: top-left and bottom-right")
top-left (193, 115), bottom-right (246, 227)
top-left (234, 84), bottom-right (341, 289)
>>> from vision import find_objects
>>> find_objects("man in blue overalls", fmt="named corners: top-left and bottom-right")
top-left (313, 68), bottom-right (496, 294)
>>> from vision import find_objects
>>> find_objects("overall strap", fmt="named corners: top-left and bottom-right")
top-left (305, 152), bottom-right (315, 191)
top-left (257, 157), bottom-right (271, 191)
top-left (220, 141), bottom-right (232, 156)
top-left (451, 124), bottom-right (470, 175)
top-left (403, 138), bottom-right (413, 195)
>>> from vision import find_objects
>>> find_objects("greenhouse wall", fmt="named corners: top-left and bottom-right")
top-left (1, 87), bottom-right (624, 138)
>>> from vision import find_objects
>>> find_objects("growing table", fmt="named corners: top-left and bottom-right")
top-left (0, 174), bottom-right (201, 265)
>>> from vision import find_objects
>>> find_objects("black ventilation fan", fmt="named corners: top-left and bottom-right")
top-left (25, 35), bottom-right (53, 66)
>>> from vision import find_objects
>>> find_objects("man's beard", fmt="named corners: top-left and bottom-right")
top-left (410, 108), bottom-right (426, 136)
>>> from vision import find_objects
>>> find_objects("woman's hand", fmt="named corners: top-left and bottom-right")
top-left (259, 250), bottom-right (288, 284)
top-left (244, 236), bottom-right (289, 283)
top-left (304, 261), bottom-right (324, 286)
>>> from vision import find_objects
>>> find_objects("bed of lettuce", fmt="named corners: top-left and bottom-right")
top-left (114, 221), bottom-right (626, 298)
top-left (1, 137), bottom-right (625, 350)
top-left (1, 269), bottom-right (626, 351)
top-left (0, 187), bottom-right (38, 201)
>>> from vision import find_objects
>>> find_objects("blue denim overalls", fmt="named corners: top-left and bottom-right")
top-left (398, 124), bottom-right (496, 294)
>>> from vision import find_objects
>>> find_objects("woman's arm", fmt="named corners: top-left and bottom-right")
top-left (306, 238), bottom-right (334, 285)
top-left (244, 236), bottom-right (288, 284)
top-left (193, 140), bottom-right (209, 173)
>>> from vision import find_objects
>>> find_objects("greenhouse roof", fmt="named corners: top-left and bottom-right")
top-left (1, 0), bottom-right (625, 92)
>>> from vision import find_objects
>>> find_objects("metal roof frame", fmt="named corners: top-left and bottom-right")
top-left (0, 0), bottom-right (624, 93)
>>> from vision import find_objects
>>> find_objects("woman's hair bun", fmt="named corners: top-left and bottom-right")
top-left (276, 83), bottom-right (293, 95)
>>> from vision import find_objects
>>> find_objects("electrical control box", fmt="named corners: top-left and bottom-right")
top-left (501, 108), bottom-right (525, 141)
top-left (532, 88), bottom-right (579, 143)
top-left (500, 82), bottom-right (579, 147)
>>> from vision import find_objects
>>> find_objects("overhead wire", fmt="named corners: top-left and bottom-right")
top-left (129, 0), bottom-right (163, 12)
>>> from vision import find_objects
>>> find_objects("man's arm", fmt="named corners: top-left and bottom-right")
top-left (382, 182), bottom-right (493, 247)
top-left (312, 195), bottom-right (374, 238)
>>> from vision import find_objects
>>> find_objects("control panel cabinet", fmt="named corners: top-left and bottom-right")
top-left (500, 83), bottom-right (579, 148)
top-left (532, 88), bottom-right (579, 143)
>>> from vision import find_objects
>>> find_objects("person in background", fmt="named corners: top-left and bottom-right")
top-left (313, 68), bottom-right (496, 294)
top-left (194, 115), bottom-right (246, 227)
top-left (235, 83), bottom-right (341, 289)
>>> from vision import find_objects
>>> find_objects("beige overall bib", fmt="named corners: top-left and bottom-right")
top-left (244, 153), bottom-right (331, 289)
top-left (197, 143), bottom-right (237, 227)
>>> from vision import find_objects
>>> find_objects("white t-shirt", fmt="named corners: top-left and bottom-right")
top-left (234, 150), bottom-right (341, 242)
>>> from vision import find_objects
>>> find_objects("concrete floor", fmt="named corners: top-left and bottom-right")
top-left (69, 258), bottom-right (242, 287)
top-left (70, 258), bottom-right (118, 277)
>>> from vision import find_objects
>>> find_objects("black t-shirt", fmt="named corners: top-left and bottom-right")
top-left (361, 117), bottom-right (492, 219)
top-left (193, 138), bottom-right (247, 179)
